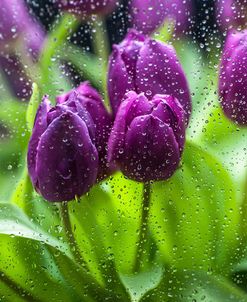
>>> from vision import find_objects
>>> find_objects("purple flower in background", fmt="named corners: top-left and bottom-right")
top-left (107, 30), bottom-right (191, 125)
top-left (57, 0), bottom-right (118, 16)
top-left (130, 0), bottom-right (193, 35)
top-left (0, 55), bottom-right (32, 100)
top-left (28, 93), bottom-right (99, 202)
top-left (0, 0), bottom-right (45, 54)
top-left (0, 0), bottom-right (28, 47)
top-left (216, 0), bottom-right (247, 31)
top-left (219, 29), bottom-right (247, 126)
top-left (0, 0), bottom-right (45, 100)
top-left (108, 91), bottom-right (185, 182)
top-left (56, 82), bottom-right (113, 180)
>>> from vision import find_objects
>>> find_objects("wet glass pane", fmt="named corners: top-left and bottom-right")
top-left (0, 0), bottom-right (246, 300)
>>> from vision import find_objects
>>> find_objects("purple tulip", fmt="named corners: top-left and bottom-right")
top-left (27, 94), bottom-right (99, 202)
top-left (0, 0), bottom-right (45, 52)
top-left (0, 0), bottom-right (28, 46)
top-left (0, 1), bottom-right (45, 100)
top-left (219, 29), bottom-right (247, 126)
top-left (56, 82), bottom-right (113, 180)
top-left (130, 0), bottom-right (193, 35)
top-left (107, 29), bottom-right (191, 125)
top-left (108, 91), bottom-right (185, 182)
top-left (216, 0), bottom-right (247, 31)
top-left (57, 0), bottom-right (118, 16)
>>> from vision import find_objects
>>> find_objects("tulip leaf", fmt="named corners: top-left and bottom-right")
top-left (26, 83), bottom-right (40, 132)
top-left (0, 202), bottom-right (118, 301)
top-left (0, 202), bottom-right (70, 255)
top-left (140, 269), bottom-right (247, 301)
top-left (152, 19), bottom-right (175, 43)
top-left (11, 167), bottom-right (33, 212)
top-left (149, 140), bottom-right (240, 273)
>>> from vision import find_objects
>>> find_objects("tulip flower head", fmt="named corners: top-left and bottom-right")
top-left (216, 0), bottom-right (247, 31)
top-left (108, 30), bottom-right (191, 124)
top-left (28, 89), bottom-right (102, 202)
top-left (56, 82), bottom-right (113, 180)
top-left (219, 29), bottom-right (247, 126)
top-left (130, 0), bottom-right (193, 35)
top-left (108, 91), bottom-right (185, 182)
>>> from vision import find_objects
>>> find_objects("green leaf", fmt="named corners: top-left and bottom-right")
top-left (152, 19), bottom-right (175, 43)
top-left (120, 266), bottom-right (163, 302)
top-left (140, 269), bottom-right (247, 302)
top-left (0, 203), bottom-right (70, 255)
top-left (11, 167), bottom-right (33, 212)
top-left (0, 202), bottom-right (115, 301)
top-left (26, 83), bottom-right (40, 132)
top-left (149, 141), bottom-right (240, 273)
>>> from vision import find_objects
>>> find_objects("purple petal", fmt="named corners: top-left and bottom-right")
top-left (35, 111), bottom-right (98, 202)
top-left (27, 97), bottom-right (51, 187)
top-left (122, 115), bottom-right (180, 182)
top-left (108, 45), bottom-right (136, 115)
top-left (136, 38), bottom-right (191, 125)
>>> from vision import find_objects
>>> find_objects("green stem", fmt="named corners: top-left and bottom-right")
top-left (92, 16), bottom-right (110, 110)
top-left (134, 182), bottom-right (151, 273)
top-left (60, 203), bottom-right (89, 270)
top-left (39, 13), bottom-right (80, 95)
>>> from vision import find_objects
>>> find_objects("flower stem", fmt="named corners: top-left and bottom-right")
top-left (60, 202), bottom-right (88, 270)
top-left (91, 15), bottom-right (110, 110)
top-left (134, 182), bottom-right (151, 273)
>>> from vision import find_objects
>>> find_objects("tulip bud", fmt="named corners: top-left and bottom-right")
top-left (130, 0), bottom-right (193, 35)
top-left (27, 95), bottom-right (99, 202)
top-left (0, 0), bottom-right (28, 46)
top-left (216, 0), bottom-right (247, 31)
top-left (107, 29), bottom-right (191, 124)
top-left (57, 0), bottom-right (118, 16)
top-left (218, 29), bottom-right (247, 125)
top-left (108, 91), bottom-right (185, 182)
top-left (0, 0), bottom-right (45, 53)
top-left (56, 82), bottom-right (113, 180)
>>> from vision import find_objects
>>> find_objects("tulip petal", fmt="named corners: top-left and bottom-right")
top-left (136, 39), bottom-right (191, 124)
top-left (122, 115), bottom-right (180, 182)
top-left (27, 97), bottom-right (51, 187)
top-left (35, 111), bottom-right (98, 202)
top-left (108, 46), bottom-right (136, 115)
top-left (151, 94), bottom-right (185, 150)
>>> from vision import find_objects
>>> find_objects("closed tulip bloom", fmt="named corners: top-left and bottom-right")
top-left (0, 0), bottom-right (45, 52)
top-left (219, 29), bottom-right (247, 125)
top-left (57, 0), bottom-right (118, 16)
top-left (216, 0), bottom-right (247, 31)
top-left (56, 82), bottom-right (113, 180)
top-left (27, 94), bottom-right (99, 202)
top-left (107, 30), bottom-right (191, 124)
top-left (131, 0), bottom-right (193, 35)
top-left (108, 91), bottom-right (185, 182)
top-left (0, 0), bottom-right (28, 46)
